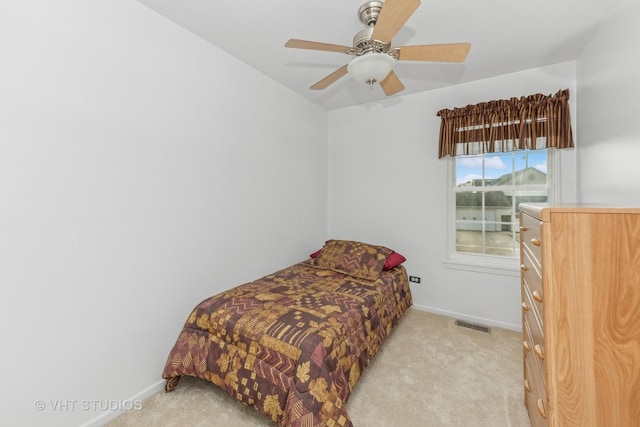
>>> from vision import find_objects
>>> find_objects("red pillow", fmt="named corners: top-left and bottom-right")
top-left (383, 251), bottom-right (406, 270)
top-left (310, 249), bottom-right (322, 258)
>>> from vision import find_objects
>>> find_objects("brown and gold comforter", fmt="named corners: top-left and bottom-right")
top-left (163, 258), bottom-right (412, 427)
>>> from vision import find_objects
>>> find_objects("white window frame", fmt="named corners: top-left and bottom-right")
top-left (443, 149), bottom-right (559, 276)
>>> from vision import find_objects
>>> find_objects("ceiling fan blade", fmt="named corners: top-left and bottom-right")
top-left (380, 71), bottom-right (405, 96)
top-left (371, 0), bottom-right (421, 43)
top-left (397, 43), bottom-right (471, 62)
top-left (285, 39), bottom-right (352, 54)
top-left (310, 65), bottom-right (349, 90)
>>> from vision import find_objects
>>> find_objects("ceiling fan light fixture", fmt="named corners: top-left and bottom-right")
top-left (285, 0), bottom-right (470, 97)
top-left (347, 53), bottom-right (395, 87)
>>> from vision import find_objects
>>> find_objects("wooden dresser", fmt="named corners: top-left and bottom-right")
top-left (519, 204), bottom-right (640, 427)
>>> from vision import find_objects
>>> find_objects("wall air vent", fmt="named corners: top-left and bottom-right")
top-left (455, 319), bottom-right (491, 333)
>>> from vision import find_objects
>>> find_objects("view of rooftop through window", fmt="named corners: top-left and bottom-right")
top-left (454, 150), bottom-right (548, 257)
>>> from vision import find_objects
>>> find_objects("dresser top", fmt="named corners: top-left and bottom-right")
top-left (520, 203), bottom-right (640, 220)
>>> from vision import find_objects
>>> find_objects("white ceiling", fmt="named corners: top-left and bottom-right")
top-left (136, 0), bottom-right (633, 110)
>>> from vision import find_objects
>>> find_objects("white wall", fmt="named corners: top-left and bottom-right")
top-left (576, 1), bottom-right (640, 204)
top-left (328, 62), bottom-right (577, 331)
top-left (0, 1), bottom-right (327, 426)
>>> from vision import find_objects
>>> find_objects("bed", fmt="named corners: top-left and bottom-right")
top-left (162, 239), bottom-right (412, 427)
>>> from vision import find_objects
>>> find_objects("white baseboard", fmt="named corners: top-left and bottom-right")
top-left (79, 379), bottom-right (166, 427)
top-left (411, 303), bottom-right (522, 332)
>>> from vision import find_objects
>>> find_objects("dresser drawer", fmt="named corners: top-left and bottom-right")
top-left (525, 341), bottom-right (548, 427)
top-left (522, 285), bottom-right (546, 377)
top-left (520, 213), bottom-right (543, 265)
top-left (523, 316), bottom-right (548, 427)
top-left (521, 249), bottom-right (544, 320)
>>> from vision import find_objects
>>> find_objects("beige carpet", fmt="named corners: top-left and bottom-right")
top-left (108, 309), bottom-right (531, 427)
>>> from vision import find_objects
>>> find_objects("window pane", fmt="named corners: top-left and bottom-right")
top-left (455, 190), bottom-right (518, 257)
top-left (454, 226), bottom-right (519, 257)
top-left (455, 226), bottom-right (482, 254)
top-left (485, 190), bottom-right (513, 231)
top-left (514, 151), bottom-right (547, 185)
top-left (455, 154), bottom-right (483, 186)
top-left (485, 152), bottom-right (514, 185)
top-left (484, 228), bottom-right (518, 257)
top-left (455, 191), bottom-right (482, 213)
top-left (514, 191), bottom-right (548, 212)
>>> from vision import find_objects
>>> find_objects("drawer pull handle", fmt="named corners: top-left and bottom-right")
top-left (522, 301), bottom-right (529, 312)
top-left (523, 340), bottom-right (531, 351)
top-left (532, 290), bottom-right (543, 302)
top-left (520, 226), bottom-right (528, 231)
top-left (534, 344), bottom-right (545, 360)
top-left (537, 398), bottom-right (547, 419)
top-left (531, 238), bottom-right (541, 246)
top-left (520, 264), bottom-right (528, 271)
top-left (524, 378), bottom-right (531, 393)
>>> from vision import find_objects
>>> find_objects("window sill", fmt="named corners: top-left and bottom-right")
top-left (443, 255), bottom-right (520, 277)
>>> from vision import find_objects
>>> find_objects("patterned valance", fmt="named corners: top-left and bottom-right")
top-left (437, 89), bottom-right (574, 158)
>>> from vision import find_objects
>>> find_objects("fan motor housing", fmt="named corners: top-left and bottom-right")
top-left (358, 1), bottom-right (383, 27)
top-left (353, 2), bottom-right (396, 57)
top-left (353, 27), bottom-right (386, 54)
top-left (353, 27), bottom-right (375, 49)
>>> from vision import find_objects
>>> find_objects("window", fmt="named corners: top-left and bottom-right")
top-left (444, 149), bottom-right (557, 276)
top-left (437, 89), bottom-right (573, 276)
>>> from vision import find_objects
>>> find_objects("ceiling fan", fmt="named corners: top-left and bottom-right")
top-left (285, 0), bottom-right (471, 96)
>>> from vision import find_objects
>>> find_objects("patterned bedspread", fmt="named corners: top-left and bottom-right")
top-left (163, 259), bottom-right (412, 427)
